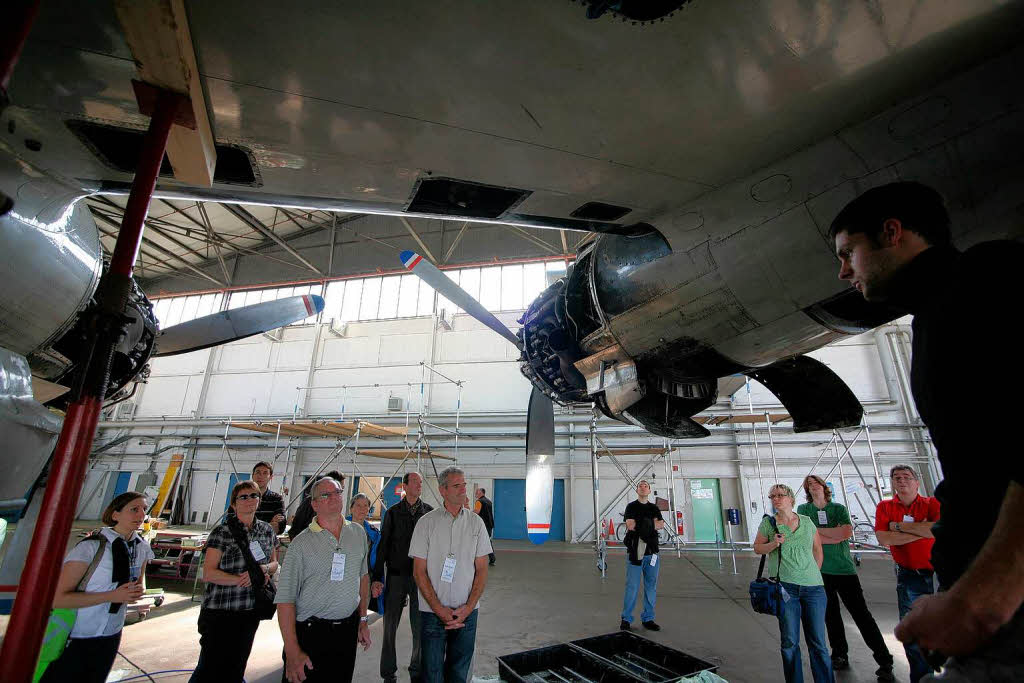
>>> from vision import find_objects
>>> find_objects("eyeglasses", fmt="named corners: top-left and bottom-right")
top-left (314, 491), bottom-right (344, 501)
top-left (768, 493), bottom-right (788, 499)
top-left (236, 493), bottom-right (261, 501)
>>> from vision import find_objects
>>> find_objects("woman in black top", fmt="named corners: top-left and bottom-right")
top-left (190, 480), bottom-right (279, 682)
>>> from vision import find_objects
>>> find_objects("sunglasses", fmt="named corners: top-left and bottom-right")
top-left (236, 493), bottom-right (261, 501)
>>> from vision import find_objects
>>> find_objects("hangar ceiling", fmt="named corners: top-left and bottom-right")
top-left (87, 198), bottom-right (587, 297)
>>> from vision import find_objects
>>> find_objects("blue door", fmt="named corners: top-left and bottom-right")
top-left (493, 479), bottom-right (565, 541)
top-left (113, 471), bottom-right (131, 498)
top-left (223, 473), bottom-right (241, 512)
top-left (381, 477), bottom-right (404, 511)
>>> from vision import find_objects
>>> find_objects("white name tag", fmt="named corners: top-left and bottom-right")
top-left (249, 540), bottom-right (267, 562)
top-left (649, 554), bottom-right (658, 567)
top-left (817, 511), bottom-right (828, 525)
top-left (441, 556), bottom-right (457, 583)
top-left (331, 552), bottom-right (346, 582)
top-left (903, 515), bottom-right (915, 523)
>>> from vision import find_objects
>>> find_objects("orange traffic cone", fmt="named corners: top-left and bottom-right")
top-left (606, 518), bottom-right (615, 539)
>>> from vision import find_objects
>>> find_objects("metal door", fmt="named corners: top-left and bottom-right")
top-left (690, 478), bottom-right (724, 542)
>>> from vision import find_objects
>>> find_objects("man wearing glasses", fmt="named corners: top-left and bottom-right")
top-left (874, 465), bottom-right (941, 683)
top-left (276, 477), bottom-right (372, 683)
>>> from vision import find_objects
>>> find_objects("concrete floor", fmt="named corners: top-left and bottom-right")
top-left (2, 540), bottom-right (912, 682)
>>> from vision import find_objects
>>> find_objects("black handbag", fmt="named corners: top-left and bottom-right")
top-left (227, 517), bottom-right (278, 620)
top-left (749, 515), bottom-right (783, 616)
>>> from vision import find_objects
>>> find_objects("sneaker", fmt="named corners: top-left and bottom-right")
top-left (642, 621), bottom-right (661, 631)
top-left (875, 665), bottom-right (896, 682)
top-left (619, 620), bottom-right (631, 631)
top-left (831, 655), bottom-right (850, 671)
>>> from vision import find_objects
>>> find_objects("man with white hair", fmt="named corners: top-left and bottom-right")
top-left (409, 467), bottom-right (492, 683)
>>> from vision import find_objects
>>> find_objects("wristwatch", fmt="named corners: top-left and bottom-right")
top-left (359, 615), bottom-right (368, 623)
top-left (894, 522), bottom-right (902, 532)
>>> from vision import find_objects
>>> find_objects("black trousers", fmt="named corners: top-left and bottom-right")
top-left (189, 607), bottom-right (261, 682)
top-left (381, 573), bottom-right (424, 681)
top-left (283, 610), bottom-right (359, 683)
top-left (40, 631), bottom-right (121, 683)
top-left (823, 573), bottom-right (893, 666)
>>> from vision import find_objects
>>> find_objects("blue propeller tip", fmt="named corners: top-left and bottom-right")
top-left (399, 250), bottom-right (415, 262)
top-left (309, 294), bottom-right (325, 312)
top-left (528, 533), bottom-right (548, 545)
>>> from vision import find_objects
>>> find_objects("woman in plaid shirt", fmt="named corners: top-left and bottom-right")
top-left (190, 480), bottom-right (280, 682)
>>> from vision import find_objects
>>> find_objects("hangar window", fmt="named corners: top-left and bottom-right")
top-left (151, 293), bottom-right (222, 328)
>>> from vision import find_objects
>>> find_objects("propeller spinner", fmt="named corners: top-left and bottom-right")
top-left (401, 250), bottom-right (556, 543)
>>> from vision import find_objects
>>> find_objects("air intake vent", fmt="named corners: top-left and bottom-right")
top-left (407, 177), bottom-right (529, 219)
top-left (571, 202), bottom-right (631, 221)
top-left (388, 397), bottom-right (404, 411)
top-left (66, 120), bottom-right (260, 186)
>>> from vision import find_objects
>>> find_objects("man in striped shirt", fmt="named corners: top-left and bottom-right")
top-left (276, 477), bottom-right (371, 683)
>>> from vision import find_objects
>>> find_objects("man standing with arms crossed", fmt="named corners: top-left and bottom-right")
top-left (620, 480), bottom-right (664, 632)
top-left (372, 472), bottom-right (433, 683)
top-left (252, 461), bottom-right (286, 535)
top-left (799, 475), bottom-right (895, 681)
top-left (409, 467), bottom-right (492, 683)
top-left (832, 181), bottom-right (1024, 680)
top-left (873, 466), bottom-right (941, 683)
top-left (276, 477), bottom-right (371, 683)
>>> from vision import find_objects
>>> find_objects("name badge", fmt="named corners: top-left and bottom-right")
top-left (817, 511), bottom-right (828, 525)
top-left (649, 554), bottom-right (658, 567)
top-left (331, 552), bottom-right (346, 582)
top-left (249, 540), bottom-right (267, 562)
top-left (903, 515), bottom-right (915, 523)
top-left (441, 556), bottom-right (457, 583)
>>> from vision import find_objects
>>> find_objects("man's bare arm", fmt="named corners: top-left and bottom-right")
top-left (895, 521), bottom-right (935, 538)
top-left (817, 525), bottom-right (853, 544)
top-left (875, 530), bottom-right (924, 546)
top-left (464, 556), bottom-right (488, 612)
top-left (412, 558), bottom-right (445, 615)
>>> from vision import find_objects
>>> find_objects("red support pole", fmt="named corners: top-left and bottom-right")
top-left (0, 90), bottom-right (179, 683)
top-left (0, 0), bottom-right (41, 101)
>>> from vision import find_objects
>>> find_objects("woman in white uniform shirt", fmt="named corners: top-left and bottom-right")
top-left (41, 492), bottom-right (155, 683)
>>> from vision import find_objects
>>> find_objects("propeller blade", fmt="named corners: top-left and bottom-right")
top-left (525, 386), bottom-right (555, 545)
top-left (154, 294), bottom-right (324, 357)
top-left (400, 250), bottom-right (521, 349)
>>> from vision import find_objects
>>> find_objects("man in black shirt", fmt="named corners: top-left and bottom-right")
top-left (251, 461), bottom-right (285, 534)
top-left (620, 480), bottom-right (664, 632)
top-left (371, 472), bottom-right (434, 683)
top-left (831, 181), bottom-right (1024, 679)
top-left (287, 470), bottom-right (346, 540)
top-left (474, 487), bottom-right (495, 566)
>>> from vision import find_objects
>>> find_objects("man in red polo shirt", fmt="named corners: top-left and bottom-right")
top-left (874, 465), bottom-right (941, 682)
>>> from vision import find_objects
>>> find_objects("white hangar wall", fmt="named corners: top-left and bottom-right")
top-left (87, 311), bottom-right (930, 543)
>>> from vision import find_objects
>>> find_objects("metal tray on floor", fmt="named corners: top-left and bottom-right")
top-left (570, 631), bottom-right (717, 682)
top-left (498, 642), bottom-right (646, 682)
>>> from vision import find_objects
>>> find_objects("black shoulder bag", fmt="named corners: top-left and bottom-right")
top-left (226, 518), bottom-right (277, 620)
top-left (749, 515), bottom-right (783, 616)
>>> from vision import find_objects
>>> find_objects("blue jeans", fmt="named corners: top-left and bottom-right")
top-left (621, 553), bottom-right (660, 623)
top-left (896, 567), bottom-right (936, 683)
top-left (777, 582), bottom-right (834, 683)
top-left (421, 608), bottom-right (478, 683)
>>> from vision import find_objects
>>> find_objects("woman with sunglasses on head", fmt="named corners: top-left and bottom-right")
top-left (754, 483), bottom-right (833, 683)
top-left (190, 479), bottom-right (280, 682)
top-left (41, 492), bottom-right (155, 683)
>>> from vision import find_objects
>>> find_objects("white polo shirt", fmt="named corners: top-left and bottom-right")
top-left (62, 527), bottom-right (154, 638)
top-left (408, 506), bottom-right (492, 612)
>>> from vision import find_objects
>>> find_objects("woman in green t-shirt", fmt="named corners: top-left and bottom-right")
top-left (754, 483), bottom-right (833, 683)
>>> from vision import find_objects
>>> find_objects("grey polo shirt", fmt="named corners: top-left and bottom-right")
top-left (409, 506), bottom-right (492, 612)
top-left (276, 517), bottom-right (368, 621)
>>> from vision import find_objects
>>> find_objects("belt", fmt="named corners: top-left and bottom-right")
top-left (897, 566), bottom-right (934, 576)
top-left (302, 613), bottom-right (356, 627)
